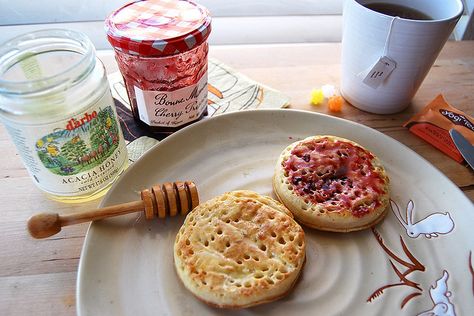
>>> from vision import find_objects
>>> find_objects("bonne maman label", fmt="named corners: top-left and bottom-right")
top-left (133, 71), bottom-right (208, 127)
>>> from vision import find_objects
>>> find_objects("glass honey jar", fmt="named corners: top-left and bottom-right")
top-left (0, 29), bottom-right (128, 202)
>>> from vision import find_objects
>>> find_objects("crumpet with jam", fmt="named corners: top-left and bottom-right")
top-left (273, 135), bottom-right (390, 232)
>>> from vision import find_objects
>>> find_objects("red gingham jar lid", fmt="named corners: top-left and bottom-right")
top-left (105, 0), bottom-right (211, 57)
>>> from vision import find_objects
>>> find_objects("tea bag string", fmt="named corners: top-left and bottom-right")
top-left (383, 16), bottom-right (399, 57)
top-left (357, 16), bottom-right (399, 78)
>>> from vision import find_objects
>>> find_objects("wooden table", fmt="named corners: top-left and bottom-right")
top-left (1, 42), bottom-right (473, 315)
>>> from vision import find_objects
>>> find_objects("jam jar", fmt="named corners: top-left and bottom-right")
top-left (0, 29), bottom-right (128, 202)
top-left (105, 0), bottom-right (212, 134)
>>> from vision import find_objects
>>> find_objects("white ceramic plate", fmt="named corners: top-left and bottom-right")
top-left (77, 109), bottom-right (474, 315)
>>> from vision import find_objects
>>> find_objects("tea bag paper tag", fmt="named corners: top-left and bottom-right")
top-left (362, 56), bottom-right (397, 89)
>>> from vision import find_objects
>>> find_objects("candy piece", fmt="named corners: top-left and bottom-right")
top-left (321, 84), bottom-right (336, 98)
top-left (328, 96), bottom-right (344, 112)
top-left (310, 89), bottom-right (324, 105)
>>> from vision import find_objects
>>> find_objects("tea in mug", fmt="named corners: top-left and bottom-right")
top-left (364, 3), bottom-right (432, 20)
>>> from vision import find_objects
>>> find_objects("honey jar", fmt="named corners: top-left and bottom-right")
top-left (105, 0), bottom-right (212, 134)
top-left (0, 29), bottom-right (128, 202)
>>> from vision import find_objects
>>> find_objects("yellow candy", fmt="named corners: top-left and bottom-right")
top-left (310, 89), bottom-right (324, 105)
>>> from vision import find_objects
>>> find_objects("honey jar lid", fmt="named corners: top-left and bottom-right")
top-left (105, 0), bottom-right (211, 57)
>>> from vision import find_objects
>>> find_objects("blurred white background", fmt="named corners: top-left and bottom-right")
top-left (0, 0), bottom-right (471, 47)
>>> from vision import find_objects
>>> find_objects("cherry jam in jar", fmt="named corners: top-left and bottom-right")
top-left (105, 0), bottom-right (211, 134)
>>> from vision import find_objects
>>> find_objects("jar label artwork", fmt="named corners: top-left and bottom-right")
top-left (134, 71), bottom-right (208, 127)
top-left (3, 104), bottom-right (128, 196)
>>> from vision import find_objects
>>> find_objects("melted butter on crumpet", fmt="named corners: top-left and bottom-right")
top-left (174, 190), bottom-right (306, 309)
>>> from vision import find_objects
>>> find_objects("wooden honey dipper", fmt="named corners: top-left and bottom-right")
top-left (27, 181), bottom-right (199, 239)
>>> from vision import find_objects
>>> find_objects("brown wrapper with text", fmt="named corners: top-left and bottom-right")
top-left (404, 94), bottom-right (474, 163)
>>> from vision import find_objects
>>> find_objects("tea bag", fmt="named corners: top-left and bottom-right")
top-left (404, 94), bottom-right (474, 163)
top-left (361, 17), bottom-right (399, 88)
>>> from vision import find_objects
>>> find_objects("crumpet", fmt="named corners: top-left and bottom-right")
top-left (273, 135), bottom-right (390, 232)
top-left (174, 190), bottom-right (306, 308)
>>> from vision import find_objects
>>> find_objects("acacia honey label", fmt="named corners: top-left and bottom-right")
top-left (3, 103), bottom-right (127, 196)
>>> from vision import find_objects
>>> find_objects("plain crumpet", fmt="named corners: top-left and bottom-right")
top-left (174, 190), bottom-right (306, 309)
top-left (273, 135), bottom-right (390, 232)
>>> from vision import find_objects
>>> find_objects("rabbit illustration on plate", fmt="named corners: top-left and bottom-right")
top-left (417, 270), bottom-right (456, 316)
top-left (390, 200), bottom-right (455, 239)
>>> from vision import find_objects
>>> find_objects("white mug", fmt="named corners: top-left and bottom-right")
top-left (341, 0), bottom-right (463, 114)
